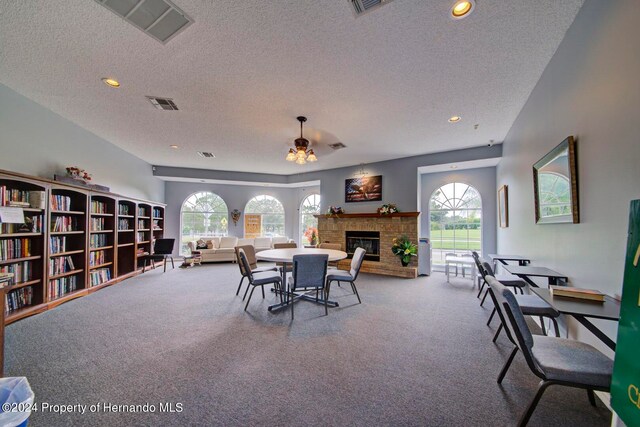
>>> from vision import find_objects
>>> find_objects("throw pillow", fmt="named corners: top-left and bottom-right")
top-left (206, 241), bottom-right (214, 249)
top-left (196, 239), bottom-right (207, 249)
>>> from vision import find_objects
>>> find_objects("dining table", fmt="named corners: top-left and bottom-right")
top-left (256, 247), bottom-right (348, 312)
top-left (502, 265), bottom-right (568, 287)
top-left (531, 288), bottom-right (620, 351)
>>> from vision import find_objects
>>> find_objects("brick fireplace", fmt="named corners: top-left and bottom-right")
top-left (315, 212), bottom-right (419, 278)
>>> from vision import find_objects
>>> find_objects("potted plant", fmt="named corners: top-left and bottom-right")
top-left (304, 226), bottom-right (319, 246)
top-left (391, 235), bottom-right (417, 267)
top-left (377, 203), bottom-right (398, 215)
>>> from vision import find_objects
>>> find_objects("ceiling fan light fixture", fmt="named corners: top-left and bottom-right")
top-left (295, 156), bottom-right (306, 165)
top-left (286, 116), bottom-right (317, 165)
top-left (286, 148), bottom-right (296, 161)
top-left (307, 150), bottom-right (317, 162)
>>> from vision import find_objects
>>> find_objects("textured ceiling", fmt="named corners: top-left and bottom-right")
top-left (0, 0), bottom-right (584, 174)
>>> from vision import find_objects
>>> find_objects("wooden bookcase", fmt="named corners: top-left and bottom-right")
top-left (0, 169), bottom-right (165, 325)
top-left (0, 174), bottom-right (47, 323)
top-left (88, 194), bottom-right (116, 292)
top-left (117, 199), bottom-right (136, 278)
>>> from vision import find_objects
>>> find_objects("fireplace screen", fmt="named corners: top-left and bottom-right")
top-left (345, 231), bottom-right (380, 262)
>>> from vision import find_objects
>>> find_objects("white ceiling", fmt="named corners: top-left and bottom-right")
top-left (0, 0), bottom-right (584, 174)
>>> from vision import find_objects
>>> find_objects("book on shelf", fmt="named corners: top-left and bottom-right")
top-left (51, 216), bottom-right (79, 232)
top-left (50, 195), bottom-right (72, 211)
top-left (1, 214), bottom-right (43, 234)
top-left (89, 250), bottom-right (106, 267)
top-left (90, 268), bottom-right (111, 286)
top-left (90, 217), bottom-right (105, 231)
top-left (49, 276), bottom-right (77, 300)
top-left (1, 262), bottom-right (31, 286)
top-left (49, 236), bottom-right (67, 254)
top-left (5, 286), bottom-right (33, 314)
top-left (0, 187), bottom-right (45, 209)
top-left (90, 234), bottom-right (107, 248)
top-left (49, 256), bottom-right (75, 276)
top-left (550, 285), bottom-right (606, 302)
top-left (118, 204), bottom-right (130, 216)
top-left (118, 218), bottom-right (131, 230)
top-left (91, 200), bottom-right (108, 214)
top-left (0, 238), bottom-right (31, 260)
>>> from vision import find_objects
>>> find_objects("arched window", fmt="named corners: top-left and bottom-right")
top-left (429, 183), bottom-right (482, 269)
top-left (299, 194), bottom-right (321, 246)
top-left (244, 195), bottom-right (285, 238)
top-left (181, 192), bottom-right (228, 254)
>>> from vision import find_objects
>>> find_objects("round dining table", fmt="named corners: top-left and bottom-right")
top-left (256, 248), bottom-right (347, 312)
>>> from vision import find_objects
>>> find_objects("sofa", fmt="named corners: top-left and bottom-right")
top-left (187, 236), bottom-right (292, 263)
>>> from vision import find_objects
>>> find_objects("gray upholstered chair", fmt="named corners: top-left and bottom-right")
top-left (287, 254), bottom-right (329, 319)
top-left (273, 242), bottom-right (297, 275)
top-left (487, 276), bottom-right (612, 426)
top-left (482, 261), bottom-right (559, 338)
top-left (234, 245), bottom-right (278, 299)
top-left (326, 247), bottom-right (365, 304)
top-left (479, 260), bottom-right (526, 305)
top-left (237, 249), bottom-right (282, 312)
top-left (318, 242), bottom-right (341, 269)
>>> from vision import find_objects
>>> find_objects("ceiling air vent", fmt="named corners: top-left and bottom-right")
top-left (349, 0), bottom-right (393, 16)
top-left (147, 96), bottom-right (179, 110)
top-left (197, 152), bottom-right (216, 158)
top-left (329, 142), bottom-right (347, 150)
top-left (94, 0), bottom-right (193, 44)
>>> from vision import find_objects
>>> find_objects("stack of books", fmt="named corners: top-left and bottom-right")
top-left (550, 285), bottom-right (605, 302)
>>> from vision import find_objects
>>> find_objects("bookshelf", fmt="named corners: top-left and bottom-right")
top-left (117, 199), bottom-right (136, 278)
top-left (136, 203), bottom-right (152, 270)
top-left (0, 175), bottom-right (47, 322)
top-left (48, 186), bottom-right (88, 306)
top-left (88, 194), bottom-right (116, 291)
top-left (0, 169), bottom-right (165, 325)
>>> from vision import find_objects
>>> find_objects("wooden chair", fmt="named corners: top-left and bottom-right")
top-left (237, 249), bottom-right (282, 312)
top-left (234, 245), bottom-right (278, 299)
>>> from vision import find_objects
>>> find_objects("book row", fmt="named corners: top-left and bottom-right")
top-left (118, 204), bottom-right (131, 216)
top-left (89, 234), bottom-right (108, 248)
top-left (153, 220), bottom-right (162, 230)
top-left (137, 219), bottom-right (148, 229)
top-left (0, 238), bottom-right (31, 261)
top-left (137, 207), bottom-right (148, 217)
top-left (0, 188), bottom-right (45, 209)
top-left (49, 276), bottom-right (77, 300)
top-left (50, 195), bottom-right (72, 211)
top-left (153, 208), bottom-right (162, 218)
top-left (51, 216), bottom-right (79, 232)
top-left (89, 250), bottom-right (106, 267)
top-left (5, 287), bottom-right (33, 314)
top-left (136, 232), bottom-right (147, 242)
top-left (90, 217), bottom-right (106, 231)
top-left (90, 200), bottom-right (109, 214)
top-left (49, 255), bottom-right (75, 276)
top-left (0, 215), bottom-right (43, 234)
top-left (0, 261), bottom-right (33, 286)
top-left (49, 236), bottom-right (67, 254)
top-left (118, 219), bottom-right (132, 230)
top-left (90, 268), bottom-right (111, 286)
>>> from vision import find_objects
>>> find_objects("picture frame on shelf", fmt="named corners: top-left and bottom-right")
top-left (498, 185), bottom-right (509, 228)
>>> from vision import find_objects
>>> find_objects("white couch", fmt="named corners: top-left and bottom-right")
top-left (187, 236), bottom-right (292, 263)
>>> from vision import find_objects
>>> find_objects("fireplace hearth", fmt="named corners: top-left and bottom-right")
top-left (346, 231), bottom-right (380, 262)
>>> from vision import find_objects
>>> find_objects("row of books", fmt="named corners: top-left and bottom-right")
top-left (153, 208), bottom-right (162, 218)
top-left (49, 255), bottom-right (75, 276)
top-left (90, 200), bottom-right (109, 214)
top-left (137, 207), bottom-right (148, 217)
top-left (89, 250), bottom-right (106, 267)
top-left (90, 217), bottom-right (106, 231)
top-left (0, 215), bottom-right (43, 234)
top-left (50, 194), bottom-right (72, 211)
top-left (49, 276), bottom-right (77, 300)
top-left (90, 268), bottom-right (111, 286)
top-left (49, 236), bottom-right (67, 254)
top-left (0, 188), bottom-right (45, 209)
top-left (5, 287), bottom-right (33, 314)
top-left (550, 286), bottom-right (605, 302)
top-left (0, 261), bottom-right (32, 286)
top-left (136, 232), bottom-right (147, 242)
top-left (90, 234), bottom-right (108, 248)
top-left (118, 204), bottom-right (131, 216)
top-left (51, 216), bottom-right (79, 232)
top-left (137, 219), bottom-right (148, 229)
top-left (0, 238), bottom-right (31, 261)
top-left (153, 220), bottom-right (162, 230)
top-left (118, 219), bottom-right (132, 230)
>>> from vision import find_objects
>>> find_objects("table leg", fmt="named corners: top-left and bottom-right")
top-left (572, 315), bottom-right (616, 351)
top-left (516, 274), bottom-right (539, 288)
top-left (548, 277), bottom-right (567, 286)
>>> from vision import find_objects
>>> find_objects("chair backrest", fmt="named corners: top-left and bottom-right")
top-left (274, 242), bottom-right (297, 249)
top-left (291, 254), bottom-right (328, 290)
top-left (153, 238), bottom-right (175, 255)
top-left (318, 242), bottom-right (341, 251)
top-left (486, 276), bottom-right (541, 376)
top-left (235, 245), bottom-right (257, 275)
top-left (350, 247), bottom-right (366, 280)
top-left (481, 260), bottom-right (495, 278)
top-left (237, 249), bottom-right (254, 282)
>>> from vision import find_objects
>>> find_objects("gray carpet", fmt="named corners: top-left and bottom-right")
top-left (5, 264), bottom-right (611, 426)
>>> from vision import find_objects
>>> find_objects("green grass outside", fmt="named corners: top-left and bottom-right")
top-left (430, 229), bottom-right (481, 250)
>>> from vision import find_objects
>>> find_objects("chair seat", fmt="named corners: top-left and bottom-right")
top-left (494, 274), bottom-right (526, 287)
top-left (532, 336), bottom-right (613, 388)
top-left (252, 266), bottom-right (278, 273)
top-left (252, 271), bottom-right (282, 285)
top-left (516, 294), bottom-right (560, 317)
top-left (327, 272), bottom-right (354, 282)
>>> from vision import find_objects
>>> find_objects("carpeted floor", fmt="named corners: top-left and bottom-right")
top-left (5, 264), bottom-right (611, 426)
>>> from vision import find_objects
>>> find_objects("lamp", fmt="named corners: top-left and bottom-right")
top-left (286, 116), bottom-right (318, 164)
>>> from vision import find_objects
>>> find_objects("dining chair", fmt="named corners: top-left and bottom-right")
top-left (144, 238), bottom-right (175, 272)
top-left (326, 247), bottom-right (365, 304)
top-left (273, 242), bottom-right (297, 275)
top-left (237, 249), bottom-right (282, 312)
top-left (234, 245), bottom-right (278, 299)
top-left (318, 242), bottom-right (341, 269)
top-left (478, 260), bottom-right (526, 305)
top-left (287, 254), bottom-right (329, 319)
top-left (487, 276), bottom-right (612, 426)
top-left (445, 252), bottom-right (458, 280)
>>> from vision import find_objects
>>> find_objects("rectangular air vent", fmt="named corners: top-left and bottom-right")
top-left (329, 142), bottom-right (347, 150)
top-left (147, 96), bottom-right (179, 110)
top-left (349, 0), bottom-right (393, 16)
top-left (95, 0), bottom-right (193, 44)
top-left (197, 152), bottom-right (216, 158)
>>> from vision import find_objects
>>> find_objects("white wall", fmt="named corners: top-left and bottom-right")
top-left (497, 0), bottom-right (640, 355)
top-left (0, 84), bottom-right (164, 202)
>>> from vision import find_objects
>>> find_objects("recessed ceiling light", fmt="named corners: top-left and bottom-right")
top-left (101, 77), bottom-right (120, 88)
top-left (448, 116), bottom-right (462, 123)
top-left (169, 145), bottom-right (179, 149)
top-left (451, 0), bottom-right (475, 19)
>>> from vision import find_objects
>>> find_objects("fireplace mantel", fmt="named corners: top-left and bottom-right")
top-left (314, 212), bottom-right (420, 219)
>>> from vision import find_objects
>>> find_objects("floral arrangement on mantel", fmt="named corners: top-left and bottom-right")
top-left (377, 203), bottom-right (399, 215)
top-left (303, 226), bottom-right (319, 246)
top-left (391, 235), bottom-right (418, 267)
top-left (327, 206), bottom-right (345, 215)
top-left (66, 166), bottom-right (92, 182)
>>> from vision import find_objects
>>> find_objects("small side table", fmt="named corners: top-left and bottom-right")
top-left (183, 251), bottom-right (202, 267)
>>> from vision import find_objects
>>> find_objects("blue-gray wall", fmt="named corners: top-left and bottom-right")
top-left (0, 84), bottom-right (164, 202)
top-left (420, 167), bottom-right (497, 257)
top-left (497, 0), bottom-right (640, 355)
